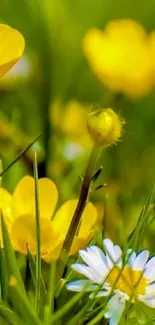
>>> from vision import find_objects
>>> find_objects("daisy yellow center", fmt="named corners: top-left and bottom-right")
top-left (107, 266), bottom-right (148, 298)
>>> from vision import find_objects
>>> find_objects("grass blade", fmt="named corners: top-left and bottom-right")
top-left (27, 249), bottom-right (46, 301)
top-left (44, 262), bottom-right (56, 325)
top-left (51, 290), bottom-right (87, 323)
top-left (0, 132), bottom-right (42, 177)
top-left (0, 248), bottom-right (8, 301)
top-left (9, 283), bottom-right (43, 325)
top-left (1, 212), bottom-right (24, 291)
top-left (85, 307), bottom-right (106, 325)
top-left (33, 152), bottom-right (41, 315)
top-left (129, 181), bottom-right (155, 250)
top-left (1, 215), bottom-right (43, 324)
top-left (0, 304), bottom-right (24, 325)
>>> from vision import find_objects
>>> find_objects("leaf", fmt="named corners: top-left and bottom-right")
top-left (0, 248), bottom-right (8, 301)
top-left (91, 166), bottom-right (103, 183)
top-left (27, 249), bottom-right (46, 302)
top-left (0, 304), bottom-right (24, 325)
top-left (9, 284), bottom-right (43, 325)
top-left (51, 289), bottom-right (87, 323)
top-left (44, 262), bottom-right (56, 325)
top-left (1, 212), bottom-right (24, 291)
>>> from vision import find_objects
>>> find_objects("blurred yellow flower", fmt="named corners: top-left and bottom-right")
top-left (83, 19), bottom-right (154, 99)
top-left (149, 31), bottom-right (155, 74)
top-left (51, 99), bottom-right (91, 146)
top-left (0, 176), bottom-right (97, 262)
top-left (0, 24), bottom-right (25, 78)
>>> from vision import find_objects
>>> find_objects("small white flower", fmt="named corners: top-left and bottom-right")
top-left (67, 238), bottom-right (155, 325)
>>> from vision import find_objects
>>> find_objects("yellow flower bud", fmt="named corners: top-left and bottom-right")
top-left (87, 109), bottom-right (124, 147)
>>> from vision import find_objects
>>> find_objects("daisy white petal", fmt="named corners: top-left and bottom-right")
top-left (87, 245), bottom-right (108, 266)
top-left (104, 294), bottom-right (125, 325)
top-left (113, 245), bottom-right (122, 266)
top-left (144, 256), bottom-right (155, 280)
top-left (79, 249), bottom-right (96, 267)
top-left (89, 289), bottom-right (110, 298)
top-left (79, 248), bottom-right (109, 280)
top-left (103, 238), bottom-right (116, 268)
top-left (139, 295), bottom-right (155, 308)
top-left (66, 279), bottom-right (98, 292)
top-left (72, 263), bottom-right (102, 283)
top-left (126, 249), bottom-right (136, 266)
top-left (145, 282), bottom-right (155, 295)
top-left (103, 238), bottom-right (115, 259)
top-left (87, 246), bottom-right (109, 273)
top-left (132, 250), bottom-right (149, 270)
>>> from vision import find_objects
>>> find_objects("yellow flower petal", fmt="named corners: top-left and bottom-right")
top-left (78, 202), bottom-right (97, 236)
top-left (37, 177), bottom-right (59, 218)
top-left (105, 19), bottom-right (147, 42)
top-left (52, 199), bottom-right (78, 235)
top-left (43, 230), bottom-right (96, 261)
top-left (11, 214), bottom-right (60, 258)
top-left (52, 199), bottom-right (97, 240)
top-left (70, 230), bottom-right (95, 256)
top-left (70, 202), bottom-right (97, 255)
top-left (0, 24), bottom-right (25, 78)
top-left (12, 176), bottom-right (58, 220)
top-left (42, 241), bottom-right (63, 262)
top-left (0, 188), bottom-right (13, 228)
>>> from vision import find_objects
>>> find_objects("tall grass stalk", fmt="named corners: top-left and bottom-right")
top-left (34, 151), bottom-right (41, 315)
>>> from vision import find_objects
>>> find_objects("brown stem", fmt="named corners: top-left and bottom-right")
top-left (57, 144), bottom-right (100, 278)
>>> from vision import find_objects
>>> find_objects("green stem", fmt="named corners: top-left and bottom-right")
top-left (57, 144), bottom-right (100, 278)
top-left (44, 262), bottom-right (56, 325)
top-left (34, 152), bottom-right (41, 315)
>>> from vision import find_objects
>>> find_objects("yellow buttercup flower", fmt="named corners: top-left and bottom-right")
top-left (148, 31), bottom-right (155, 75)
top-left (0, 24), bottom-right (25, 77)
top-left (83, 19), bottom-right (154, 99)
top-left (0, 176), bottom-right (97, 262)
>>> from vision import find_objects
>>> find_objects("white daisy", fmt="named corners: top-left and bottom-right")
top-left (67, 238), bottom-right (155, 325)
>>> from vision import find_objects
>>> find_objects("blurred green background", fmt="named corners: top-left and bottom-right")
top-left (0, 0), bottom-right (155, 242)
